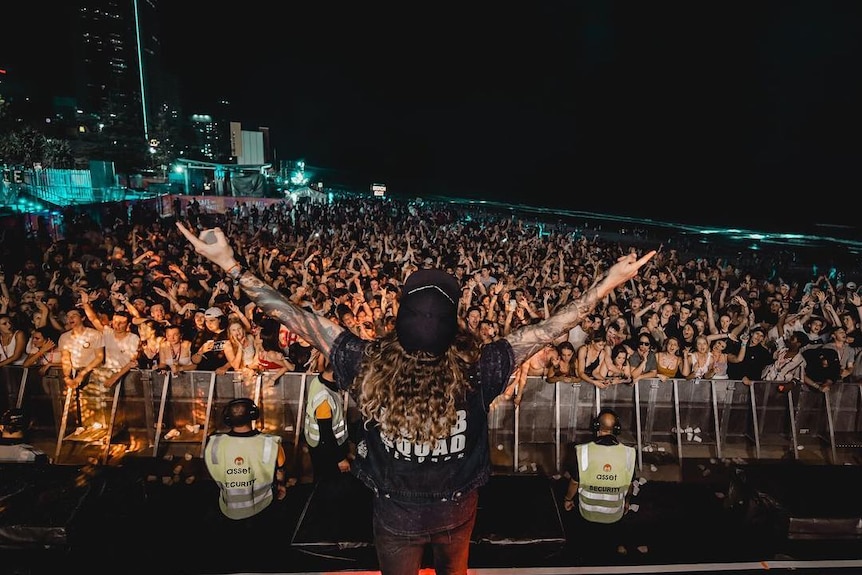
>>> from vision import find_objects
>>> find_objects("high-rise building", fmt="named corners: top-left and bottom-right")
top-left (72, 0), bottom-right (172, 142)
top-left (1, 2), bottom-right (253, 175)
top-left (0, 3), bottom-right (180, 156)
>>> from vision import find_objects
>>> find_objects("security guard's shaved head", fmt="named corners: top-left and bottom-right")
top-left (598, 411), bottom-right (617, 434)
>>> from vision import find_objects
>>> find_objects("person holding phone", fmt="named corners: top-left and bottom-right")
top-left (189, 307), bottom-right (229, 372)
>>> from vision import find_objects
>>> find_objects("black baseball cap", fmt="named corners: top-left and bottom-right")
top-left (395, 269), bottom-right (461, 356)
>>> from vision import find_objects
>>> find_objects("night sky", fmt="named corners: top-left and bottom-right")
top-left (7, 2), bottom-right (862, 233)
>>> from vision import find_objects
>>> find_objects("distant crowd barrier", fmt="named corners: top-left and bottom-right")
top-left (2, 366), bottom-right (860, 470)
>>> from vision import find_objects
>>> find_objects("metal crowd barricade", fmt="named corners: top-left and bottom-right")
top-left (256, 371), bottom-right (311, 465)
top-left (826, 382), bottom-right (862, 453)
top-left (714, 379), bottom-right (753, 458)
top-left (487, 374), bottom-right (517, 473)
top-left (150, 370), bottom-right (217, 458)
top-left (673, 377), bottom-right (719, 459)
top-left (515, 376), bottom-right (556, 474)
top-left (636, 377), bottom-right (675, 463)
top-left (2, 365), bottom-right (861, 471)
top-left (0, 364), bottom-right (28, 413)
top-left (556, 380), bottom-right (597, 458)
top-left (748, 377), bottom-right (800, 459)
top-left (512, 375), bottom-right (862, 474)
top-left (0, 366), bottom-right (309, 465)
top-left (151, 370), bottom-right (307, 460)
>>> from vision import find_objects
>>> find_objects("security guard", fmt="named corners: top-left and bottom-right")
top-left (0, 408), bottom-right (49, 463)
top-left (303, 364), bottom-right (350, 482)
top-left (563, 408), bottom-right (636, 523)
top-left (204, 398), bottom-right (287, 520)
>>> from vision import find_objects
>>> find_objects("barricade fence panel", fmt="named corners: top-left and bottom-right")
top-left (2, 366), bottom-right (860, 471)
top-left (829, 383), bottom-right (862, 432)
top-left (515, 376), bottom-right (557, 474)
top-left (639, 378), bottom-right (675, 437)
top-left (557, 381), bottom-right (596, 447)
top-left (488, 376), bottom-right (517, 472)
top-left (715, 379), bottom-right (753, 442)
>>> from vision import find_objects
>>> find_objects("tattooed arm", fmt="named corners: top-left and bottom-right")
top-left (505, 250), bottom-right (657, 367)
top-left (176, 223), bottom-right (345, 359)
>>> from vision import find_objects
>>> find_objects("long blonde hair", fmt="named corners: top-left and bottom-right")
top-left (353, 331), bottom-right (480, 446)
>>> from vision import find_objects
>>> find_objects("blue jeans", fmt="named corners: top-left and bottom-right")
top-left (372, 495), bottom-right (477, 575)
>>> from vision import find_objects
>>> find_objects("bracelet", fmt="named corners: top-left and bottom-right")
top-left (226, 263), bottom-right (243, 280)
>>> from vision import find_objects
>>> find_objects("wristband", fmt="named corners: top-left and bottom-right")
top-left (226, 263), bottom-right (243, 281)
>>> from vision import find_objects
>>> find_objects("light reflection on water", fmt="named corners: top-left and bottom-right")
top-left (430, 196), bottom-right (862, 274)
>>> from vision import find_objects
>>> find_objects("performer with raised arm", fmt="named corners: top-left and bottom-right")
top-left (177, 221), bottom-right (655, 575)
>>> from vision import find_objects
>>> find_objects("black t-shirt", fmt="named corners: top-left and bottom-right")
top-left (194, 329), bottom-right (229, 372)
top-left (727, 343), bottom-right (773, 380)
top-left (802, 346), bottom-right (841, 383)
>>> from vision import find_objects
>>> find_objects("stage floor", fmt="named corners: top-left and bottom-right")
top-left (3, 457), bottom-right (862, 575)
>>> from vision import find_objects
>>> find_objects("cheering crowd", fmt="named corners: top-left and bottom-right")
top-left (1, 195), bottom-right (861, 409)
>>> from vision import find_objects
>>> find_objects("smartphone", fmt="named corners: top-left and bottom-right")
top-left (201, 229), bottom-right (218, 244)
top-left (211, 340), bottom-right (226, 352)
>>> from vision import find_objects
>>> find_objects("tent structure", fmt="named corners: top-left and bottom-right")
top-left (290, 186), bottom-right (327, 204)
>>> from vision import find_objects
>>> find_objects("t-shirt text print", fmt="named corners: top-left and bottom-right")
top-left (380, 409), bottom-right (467, 463)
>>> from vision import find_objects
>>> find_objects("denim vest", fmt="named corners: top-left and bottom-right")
top-left (352, 389), bottom-right (491, 503)
top-left (330, 332), bottom-right (514, 505)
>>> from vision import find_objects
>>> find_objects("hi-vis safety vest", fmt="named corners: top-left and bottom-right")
top-left (576, 441), bottom-right (636, 524)
top-left (303, 375), bottom-right (347, 448)
top-left (205, 433), bottom-right (281, 520)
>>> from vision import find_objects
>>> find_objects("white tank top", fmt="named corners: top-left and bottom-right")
top-left (0, 331), bottom-right (24, 365)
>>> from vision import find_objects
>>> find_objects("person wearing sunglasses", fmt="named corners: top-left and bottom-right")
top-left (630, 334), bottom-right (659, 382)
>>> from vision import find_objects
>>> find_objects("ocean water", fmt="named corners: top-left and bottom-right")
top-left (420, 195), bottom-right (862, 283)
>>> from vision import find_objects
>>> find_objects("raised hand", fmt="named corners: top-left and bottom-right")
top-left (600, 250), bottom-right (657, 296)
top-left (175, 222), bottom-right (237, 272)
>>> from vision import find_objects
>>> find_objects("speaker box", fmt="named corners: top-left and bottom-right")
top-left (726, 463), bottom-right (862, 540)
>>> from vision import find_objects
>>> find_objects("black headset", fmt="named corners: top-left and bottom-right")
top-left (591, 408), bottom-right (622, 436)
top-left (1, 408), bottom-right (26, 433)
top-left (222, 398), bottom-right (260, 426)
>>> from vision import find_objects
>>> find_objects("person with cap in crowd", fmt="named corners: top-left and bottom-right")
top-left (0, 407), bottom-right (49, 463)
top-left (189, 306), bottom-right (229, 372)
top-left (177, 221), bottom-right (655, 575)
top-left (203, 397), bottom-right (287, 560)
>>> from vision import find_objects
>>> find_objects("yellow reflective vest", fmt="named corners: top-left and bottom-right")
top-left (204, 432), bottom-right (281, 520)
top-left (303, 374), bottom-right (347, 448)
top-left (576, 441), bottom-right (636, 524)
